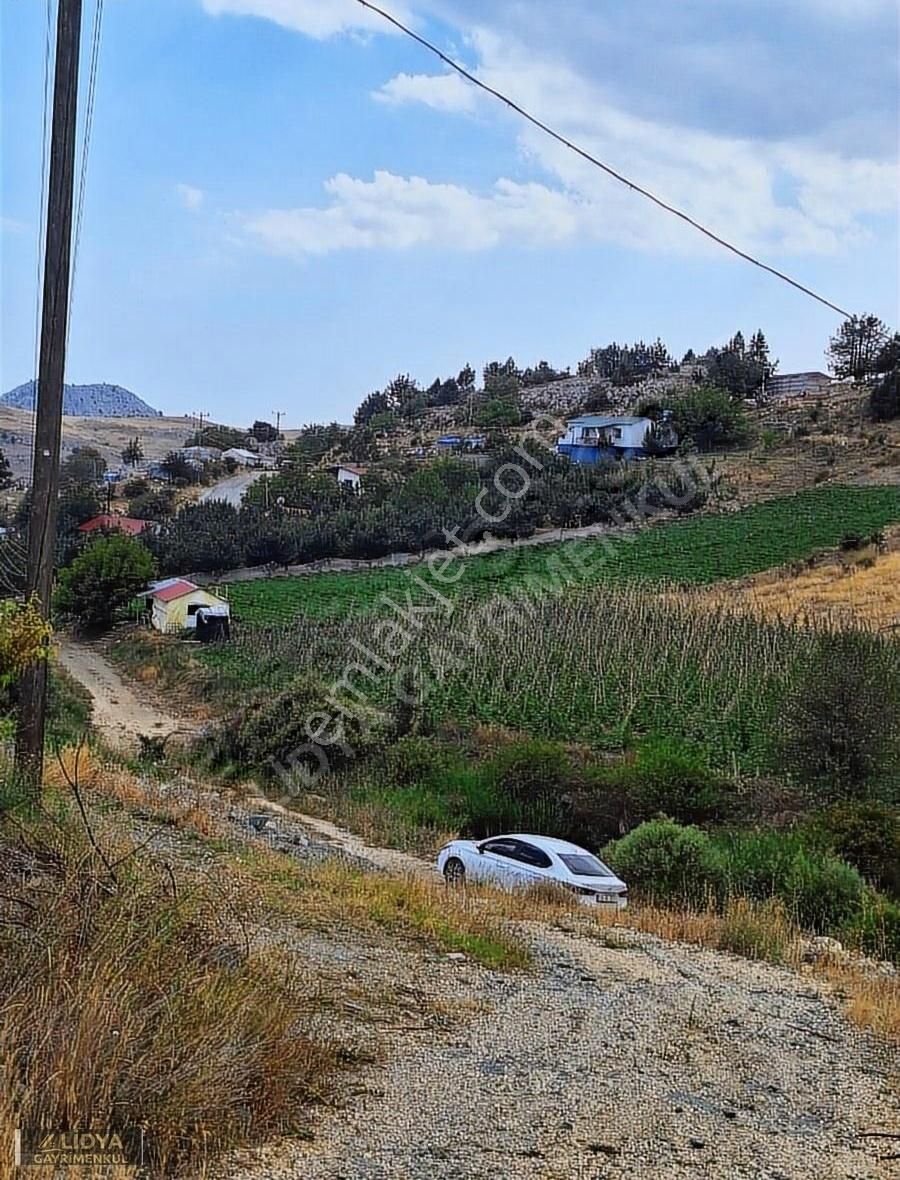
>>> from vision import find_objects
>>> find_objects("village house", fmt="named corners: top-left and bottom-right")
top-left (556, 414), bottom-right (676, 463)
top-left (329, 463), bottom-right (367, 491)
top-left (222, 447), bottom-right (269, 468)
top-left (141, 577), bottom-right (230, 638)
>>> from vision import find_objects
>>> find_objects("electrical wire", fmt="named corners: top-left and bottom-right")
top-left (355, 0), bottom-right (853, 319)
top-left (69, 0), bottom-right (104, 330)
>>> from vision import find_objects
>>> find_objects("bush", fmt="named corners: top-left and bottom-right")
top-left (714, 829), bottom-right (866, 932)
top-left (778, 632), bottom-right (900, 800)
top-left (851, 893), bottom-right (900, 963)
top-left (588, 736), bottom-right (728, 835)
top-left (199, 673), bottom-right (390, 786)
top-left (54, 534), bottom-right (156, 631)
top-left (603, 818), bottom-right (724, 906)
top-left (808, 802), bottom-right (900, 896)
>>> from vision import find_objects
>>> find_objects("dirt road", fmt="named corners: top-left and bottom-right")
top-left (59, 642), bottom-right (900, 1180)
top-left (56, 639), bottom-right (197, 751)
top-left (199, 470), bottom-right (264, 507)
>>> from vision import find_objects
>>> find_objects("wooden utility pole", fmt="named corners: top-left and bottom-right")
top-left (16, 0), bottom-right (84, 783)
top-left (273, 410), bottom-right (284, 437)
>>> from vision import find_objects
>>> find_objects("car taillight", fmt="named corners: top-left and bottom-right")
top-left (571, 885), bottom-right (595, 896)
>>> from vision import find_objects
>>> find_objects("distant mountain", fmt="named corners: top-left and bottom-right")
top-left (1, 381), bottom-right (162, 418)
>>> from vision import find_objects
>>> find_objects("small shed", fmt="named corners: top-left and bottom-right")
top-left (142, 578), bottom-right (230, 634)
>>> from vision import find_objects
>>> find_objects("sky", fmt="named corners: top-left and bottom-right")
top-left (1, 0), bottom-right (898, 427)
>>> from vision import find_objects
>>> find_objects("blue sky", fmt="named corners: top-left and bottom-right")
top-left (2, 0), bottom-right (898, 426)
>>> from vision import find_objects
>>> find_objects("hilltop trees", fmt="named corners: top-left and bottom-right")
top-left (704, 330), bottom-right (775, 399)
top-left (0, 449), bottom-right (12, 491)
top-left (827, 314), bottom-right (887, 380)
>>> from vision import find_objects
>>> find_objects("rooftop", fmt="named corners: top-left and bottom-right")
top-left (568, 415), bottom-right (650, 427)
top-left (77, 514), bottom-right (150, 536)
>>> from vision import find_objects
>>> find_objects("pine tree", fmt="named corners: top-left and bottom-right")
top-left (827, 314), bottom-right (888, 380)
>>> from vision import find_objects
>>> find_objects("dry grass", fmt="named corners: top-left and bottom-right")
top-left (230, 847), bottom-right (530, 971)
top-left (689, 526), bottom-right (900, 630)
top-left (0, 806), bottom-right (344, 1179)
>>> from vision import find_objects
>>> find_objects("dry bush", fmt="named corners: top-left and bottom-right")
top-left (0, 806), bottom-right (340, 1179)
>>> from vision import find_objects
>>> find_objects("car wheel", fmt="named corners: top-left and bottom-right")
top-left (443, 857), bottom-right (466, 886)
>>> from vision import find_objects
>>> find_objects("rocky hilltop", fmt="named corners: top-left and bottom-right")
top-left (1, 381), bottom-right (161, 418)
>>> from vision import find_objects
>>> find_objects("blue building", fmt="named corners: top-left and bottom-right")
top-left (556, 414), bottom-right (675, 463)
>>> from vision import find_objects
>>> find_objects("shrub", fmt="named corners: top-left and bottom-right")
top-left (808, 802), bottom-right (900, 896)
top-left (851, 893), bottom-right (900, 964)
top-left (589, 736), bottom-right (728, 834)
top-left (778, 632), bottom-right (900, 800)
top-left (382, 735), bottom-right (458, 786)
top-left (199, 673), bottom-right (390, 786)
top-left (54, 534), bottom-right (156, 631)
top-left (714, 829), bottom-right (866, 932)
top-left (603, 818), bottom-right (724, 906)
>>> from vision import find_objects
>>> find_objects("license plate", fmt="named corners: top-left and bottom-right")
top-left (595, 893), bottom-right (618, 903)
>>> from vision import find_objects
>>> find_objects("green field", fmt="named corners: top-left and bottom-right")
top-left (215, 485), bottom-right (900, 625)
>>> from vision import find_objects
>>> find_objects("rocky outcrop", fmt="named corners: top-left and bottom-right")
top-left (1, 381), bottom-right (161, 418)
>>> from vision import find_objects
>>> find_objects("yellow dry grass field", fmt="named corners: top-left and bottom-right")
top-left (0, 404), bottom-right (209, 482)
top-left (693, 530), bottom-right (900, 631)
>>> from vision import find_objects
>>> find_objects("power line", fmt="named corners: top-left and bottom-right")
top-left (69, 0), bottom-right (104, 328)
top-left (355, 0), bottom-right (852, 320)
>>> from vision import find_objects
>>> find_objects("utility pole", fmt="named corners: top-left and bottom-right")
top-left (16, 0), bottom-right (84, 784)
top-left (273, 410), bottom-right (284, 438)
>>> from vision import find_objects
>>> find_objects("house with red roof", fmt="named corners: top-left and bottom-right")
top-left (77, 513), bottom-right (152, 537)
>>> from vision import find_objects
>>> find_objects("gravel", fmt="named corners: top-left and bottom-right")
top-left (104, 777), bottom-right (900, 1180)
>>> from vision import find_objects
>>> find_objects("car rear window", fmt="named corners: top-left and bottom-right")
top-left (559, 853), bottom-right (614, 877)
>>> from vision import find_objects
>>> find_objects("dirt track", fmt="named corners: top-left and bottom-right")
top-left (56, 638), bottom-right (197, 751)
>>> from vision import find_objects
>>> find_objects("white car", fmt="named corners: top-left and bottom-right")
top-left (437, 833), bottom-right (628, 908)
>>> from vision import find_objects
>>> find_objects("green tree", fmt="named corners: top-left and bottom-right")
top-left (0, 448), bottom-right (13, 491)
top-left (870, 370), bottom-right (900, 422)
top-left (875, 331), bottom-right (900, 375)
top-left (161, 451), bottom-right (197, 485)
top-left (121, 436), bottom-right (144, 467)
top-left (666, 387), bottom-right (752, 450)
top-left (250, 419), bottom-right (280, 444)
top-left (55, 534), bottom-right (155, 630)
top-left (827, 313), bottom-right (887, 380)
top-left (60, 447), bottom-right (105, 487)
top-left (780, 634), bottom-right (900, 800)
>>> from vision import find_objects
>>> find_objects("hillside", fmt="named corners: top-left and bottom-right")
top-left (0, 405), bottom-right (213, 482)
top-left (2, 380), bottom-right (161, 418)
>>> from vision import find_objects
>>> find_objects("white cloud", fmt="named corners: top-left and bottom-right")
top-left (374, 71), bottom-right (477, 113)
top-left (176, 184), bottom-right (205, 211)
top-left (199, 0), bottom-right (413, 39)
top-left (227, 2), bottom-right (896, 264)
top-left (244, 170), bottom-right (590, 256)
